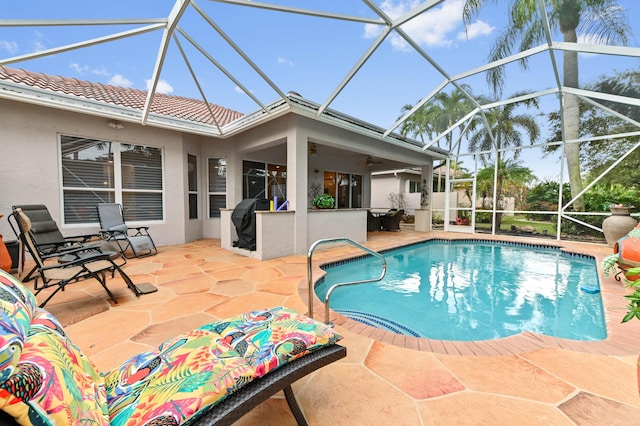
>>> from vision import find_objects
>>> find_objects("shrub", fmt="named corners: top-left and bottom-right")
top-left (402, 214), bottom-right (415, 224)
top-left (313, 193), bottom-right (335, 209)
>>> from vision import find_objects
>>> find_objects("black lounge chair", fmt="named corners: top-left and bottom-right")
top-left (381, 209), bottom-right (404, 231)
top-left (9, 204), bottom-right (113, 281)
top-left (97, 202), bottom-right (158, 258)
top-left (10, 207), bottom-right (152, 306)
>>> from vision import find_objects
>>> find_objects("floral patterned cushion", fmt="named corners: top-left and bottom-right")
top-left (0, 271), bottom-right (36, 384)
top-left (103, 307), bottom-right (342, 425)
top-left (204, 307), bottom-right (342, 378)
top-left (0, 269), bottom-right (342, 426)
top-left (0, 270), bottom-right (109, 425)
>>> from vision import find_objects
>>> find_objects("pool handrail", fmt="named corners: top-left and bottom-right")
top-left (307, 238), bottom-right (387, 325)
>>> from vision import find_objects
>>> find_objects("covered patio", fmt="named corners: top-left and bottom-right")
top-left (19, 231), bottom-right (640, 425)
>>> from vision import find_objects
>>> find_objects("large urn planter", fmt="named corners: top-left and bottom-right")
top-left (603, 205), bottom-right (637, 247)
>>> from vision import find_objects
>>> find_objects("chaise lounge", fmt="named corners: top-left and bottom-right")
top-left (0, 270), bottom-right (346, 425)
top-left (97, 203), bottom-right (158, 259)
top-left (9, 204), bottom-right (116, 282)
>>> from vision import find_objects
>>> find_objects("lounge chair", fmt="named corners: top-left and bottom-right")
top-left (10, 207), bottom-right (150, 307)
top-left (0, 269), bottom-right (346, 425)
top-left (381, 209), bottom-right (404, 231)
top-left (97, 202), bottom-right (158, 258)
top-left (9, 204), bottom-right (114, 280)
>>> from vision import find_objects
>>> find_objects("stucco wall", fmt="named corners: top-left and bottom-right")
top-left (370, 176), bottom-right (399, 209)
top-left (307, 209), bottom-right (367, 245)
top-left (371, 172), bottom-right (423, 214)
top-left (0, 98), bottom-right (191, 248)
top-left (0, 97), bottom-right (435, 256)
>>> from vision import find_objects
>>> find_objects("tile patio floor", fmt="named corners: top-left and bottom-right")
top-left (15, 230), bottom-right (640, 425)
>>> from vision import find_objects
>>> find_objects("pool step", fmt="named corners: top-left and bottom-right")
top-left (334, 309), bottom-right (421, 337)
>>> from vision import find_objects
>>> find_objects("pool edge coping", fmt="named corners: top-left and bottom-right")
top-left (299, 232), bottom-right (640, 357)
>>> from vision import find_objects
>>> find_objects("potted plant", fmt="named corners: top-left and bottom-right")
top-left (601, 253), bottom-right (640, 320)
top-left (455, 210), bottom-right (470, 225)
top-left (313, 193), bottom-right (335, 209)
top-left (601, 253), bottom-right (620, 279)
top-left (621, 267), bottom-right (640, 322)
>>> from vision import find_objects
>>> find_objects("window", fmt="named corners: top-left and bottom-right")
top-left (242, 160), bottom-right (287, 204)
top-left (60, 135), bottom-right (163, 224)
top-left (323, 171), bottom-right (362, 209)
top-left (208, 158), bottom-right (226, 218)
top-left (409, 180), bottom-right (421, 193)
top-left (188, 154), bottom-right (198, 219)
top-left (243, 160), bottom-right (266, 199)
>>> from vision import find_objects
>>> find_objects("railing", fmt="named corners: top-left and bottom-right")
top-left (307, 237), bottom-right (387, 325)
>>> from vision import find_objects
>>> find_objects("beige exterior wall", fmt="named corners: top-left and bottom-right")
top-left (371, 171), bottom-right (424, 214)
top-left (0, 97), bottom-right (435, 257)
top-left (0, 98), bottom-right (213, 247)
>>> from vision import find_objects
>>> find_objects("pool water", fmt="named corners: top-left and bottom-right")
top-left (315, 240), bottom-right (607, 341)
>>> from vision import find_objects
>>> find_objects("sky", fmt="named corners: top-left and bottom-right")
top-left (1, 0), bottom-right (640, 180)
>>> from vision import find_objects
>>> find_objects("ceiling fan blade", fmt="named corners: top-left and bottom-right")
top-left (366, 155), bottom-right (383, 165)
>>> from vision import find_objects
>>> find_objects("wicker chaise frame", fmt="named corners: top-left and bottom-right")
top-left (0, 344), bottom-right (346, 426)
top-left (193, 344), bottom-right (346, 425)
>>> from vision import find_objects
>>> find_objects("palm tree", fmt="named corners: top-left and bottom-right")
top-left (432, 86), bottom-right (476, 153)
top-left (467, 92), bottom-right (540, 164)
top-left (398, 101), bottom-right (438, 144)
top-left (467, 93), bottom-right (540, 229)
top-left (463, 0), bottom-right (631, 212)
top-left (399, 86), bottom-right (475, 152)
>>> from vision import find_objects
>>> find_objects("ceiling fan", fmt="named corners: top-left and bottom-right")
top-left (365, 155), bottom-right (383, 167)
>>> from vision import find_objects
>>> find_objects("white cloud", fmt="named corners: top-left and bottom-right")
top-left (277, 57), bottom-right (294, 66)
top-left (458, 20), bottom-right (495, 40)
top-left (32, 31), bottom-right (47, 52)
top-left (363, 0), bottom-right (408, 41)
top-left (0, 40), bottom-right (18, 54)
top-left (109, 74), bottom-right (133, 87)
top-left (146, 78), bottom-right (174, 94)
top-left (69, 63), bottom-right (89, 74)
top-left (92, 67), bottom-right (111, 76)
top-left (363, 22), bottom-right (383, 39)
top-left (364, 0), bottom-right (493, 50)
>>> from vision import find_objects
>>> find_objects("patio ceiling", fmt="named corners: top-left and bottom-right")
top-left (1, 0), bottom-right (639, 159)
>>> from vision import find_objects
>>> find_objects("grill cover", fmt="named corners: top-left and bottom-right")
top-left (231, 198), bottom-right (270, 250)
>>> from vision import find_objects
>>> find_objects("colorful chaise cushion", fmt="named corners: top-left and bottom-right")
top-left (0, 270), bottom-right (342, 425)
top-left (103, 306), bottom-right (342, 425)
top-left (0, 270), bottom-right (110, 425)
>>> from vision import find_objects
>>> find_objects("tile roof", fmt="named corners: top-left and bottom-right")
top-left (0, 66), bottom-right (244, 127)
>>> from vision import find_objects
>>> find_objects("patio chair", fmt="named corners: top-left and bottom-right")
top-left (367, 210), bottom-right (382, 231)
top-left (10, 207), bottom-right (152, 307)
top-left (381, 209), bottom-right (404, 231)
top-left (0, 270), bottom-right (346, 425)
top-left (9, 204), bottom-right (112, 280)
top-left (97, 203), bottom-right (158, 258)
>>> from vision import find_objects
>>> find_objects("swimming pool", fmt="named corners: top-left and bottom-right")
top-left (315, 240), bottom-right (606, 341)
